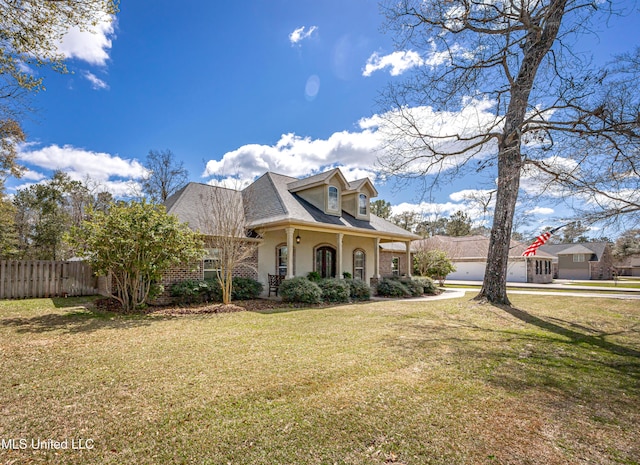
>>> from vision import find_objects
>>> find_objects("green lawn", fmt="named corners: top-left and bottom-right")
top-left (1, 295), bottom-right (638, 465)
top-left (564, 281), bottom-right (640, 289)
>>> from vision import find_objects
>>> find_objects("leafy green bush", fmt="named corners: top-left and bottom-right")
top-left (342, 271), bottom-right (352, 279)
top-left (231, 277), bottom-right (263, 300)
top-left (306, 271), bottom-right (322, 282)
top-left (172, 277), bottom-right (263, 304)
top-left (412, 276), bottom-right (437, 295)
top-left (170, 280), bottom-right (212, 304)
top-left (345, 279), bottom-right (371, 300)
top-left (318, 278), bottom-right (350, 303)
top-left (279, 277), bottom-right (323, 304)
top-left (399, 278), bottom-right (424, 297)
top-left (206, 277), bottom-right (263, 301)
top-left (375, 278), bottom-right (411, 298)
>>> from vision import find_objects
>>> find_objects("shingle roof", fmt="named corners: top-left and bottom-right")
top-left (286, 168), bottom-right (348, 192)
top-left (164, 182), bottom-right (244, 235)
top-left (166, 170), bottom-right (418, 241)
top-left (245, 172), bottom-right (416, 239)
top-left (539, 242), bottom-right (609, 261)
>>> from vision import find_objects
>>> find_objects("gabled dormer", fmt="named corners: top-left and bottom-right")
top-left (287, 168), bottom-right (350, 217)
top-left (342, 178), bottom-right (378, 221)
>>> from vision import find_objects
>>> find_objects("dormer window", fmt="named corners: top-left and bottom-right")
top-left (358, 194), bottom-right (367, 216)
top-left (328, 186), bottom-right (339, 211)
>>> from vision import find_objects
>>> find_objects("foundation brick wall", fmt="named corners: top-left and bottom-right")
top-left (154, 249), bottom-right (260, 305)
top-left (379, 251), bottom-right (410, 277)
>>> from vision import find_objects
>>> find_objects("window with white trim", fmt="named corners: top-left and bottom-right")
top-left (391, 257), bottom-right (399, 277)
top-left (204, 248), bottom-right (221, 280)
top-left (573, 254), bottom-right (585, 263)
top-left (358, 194), bottom-right (367, 216)
top-left (353, 249), bottom-right (366, 280)
top-left (276, 244), bottom-right (288, 276)
top-left (328, 186), bottom-right (339, 211)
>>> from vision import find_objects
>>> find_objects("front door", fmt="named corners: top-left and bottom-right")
top-left (315, 246), bottom-right (336, 278)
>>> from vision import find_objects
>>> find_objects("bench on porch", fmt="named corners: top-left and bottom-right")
top-left (268, 274), bottom-right (285, 297)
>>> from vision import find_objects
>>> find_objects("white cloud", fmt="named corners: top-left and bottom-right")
top-left (526, 206), bottom-right (555, 215)
top-left (363, 50), bottom-right (424, 77)
top-left (390, 200), bottom-right (490, 226)
top-left (289, 26), bottom-right (318, 45)
top-left (361, 97), bottom-right (500, 177)
top-left (18, 144), bottom-right (147, 187)
top-left (56, 14), bottom-right (115, 65)
top-left (20, 169), bottom-right (47, 181)
top-left (203, 129), bottom-right (381, 183)
top-left (83, 71), bottom-right (109, 90)
top-left (449, 189), bottom-right (494, 203)
top-left (363, 43), bottom-right (473, 77)
top-left (203, 97), bottom-right (501, 187)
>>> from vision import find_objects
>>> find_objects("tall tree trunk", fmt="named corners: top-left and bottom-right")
top-left (476, 141), bottom-right (522, 304)
top-left (476, 0), bottom-right (567, 304)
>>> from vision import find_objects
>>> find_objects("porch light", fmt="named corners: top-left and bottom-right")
top-left (296, 235), bottom-right (301, 244)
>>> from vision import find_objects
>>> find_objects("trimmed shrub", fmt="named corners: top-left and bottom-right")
top-left (205, 277), bottom-right (263, 301)
top-left (306, 271), bottom-right (322, 282)
top-left (170, 279), bottom-right (212, 305)
top-left (318, 278), bottom-right (350, 303)
top-left (412, 276), bottom-right (438, 295)
top-left (399, 278), bottom-right (424, 297)
top-left (375, 278), bottom-right (411, 298)
top-left (279, 277), bottom-right (323, 304)
top-left (345, 279), bottom-right (371, 301)
top-left (231, 277), bottom-right (264, 300)
top-left (342, 271), bottom-right (352, 279)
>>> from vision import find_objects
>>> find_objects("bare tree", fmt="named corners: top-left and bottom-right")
top-left (377, 0), bottom-right (639, 304)
top-left (197, 184), bottom-right (261, 305)
top-left (142, 149), bottom-right (189, 203)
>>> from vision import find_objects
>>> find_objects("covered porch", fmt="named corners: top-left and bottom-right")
top-left (256, 224), bottom-right (414, 290)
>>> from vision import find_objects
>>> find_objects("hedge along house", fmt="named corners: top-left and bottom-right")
top-left (164, 168), bottom-right (419, 295)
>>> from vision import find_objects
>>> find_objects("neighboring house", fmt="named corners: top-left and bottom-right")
top-left (381, 235), bottom-right (554, 284)
top-left (538, 242), bottom-right (614, 280)
top-left (163, 168), bottom-right (419, 295)
top-left (381, 236), bottom-right (553, 284)
top-left (614, 254), bottom-right (640, 277)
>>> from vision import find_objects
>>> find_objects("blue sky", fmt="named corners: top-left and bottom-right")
top-left (8, 0), bottom-right (640, 237)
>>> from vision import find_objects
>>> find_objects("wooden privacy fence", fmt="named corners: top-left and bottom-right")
top-left (0, 260), bottom-right (99, 299)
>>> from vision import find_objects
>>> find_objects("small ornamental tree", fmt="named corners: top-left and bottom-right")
top-left (414, 249), bottom-right (456, 286)
top-left (69, 200), bottom-right (203, 312)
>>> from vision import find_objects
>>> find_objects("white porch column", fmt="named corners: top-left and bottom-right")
top-left (405, 241), bottom-right (412, 278)
top-left (336, 233), bottom-right (344, 279)
top-left (374, 237), bottom-right (381, 278)
top-left (286, 227), bottom-right (295, 279)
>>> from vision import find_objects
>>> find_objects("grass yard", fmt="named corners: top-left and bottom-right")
top-left (0, 295), bottom-right (638, 465)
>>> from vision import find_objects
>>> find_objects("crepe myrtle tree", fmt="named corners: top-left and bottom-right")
top-left (69, 200), bottom-right (203, 312)
top-left (376, 0), bottom-right (640, 304)
top-left (196, 182), bottom-right (262, 305)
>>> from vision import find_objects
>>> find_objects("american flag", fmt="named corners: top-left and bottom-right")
top-left (522, 226), bottom-right (564, 257)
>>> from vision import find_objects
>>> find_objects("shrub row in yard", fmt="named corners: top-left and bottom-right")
top-left (279, 277), bottom-right (372, 304)
top-left (375, 277), bottom-right (437, 298)
top-left (171, 277), bottom-right (263, 304)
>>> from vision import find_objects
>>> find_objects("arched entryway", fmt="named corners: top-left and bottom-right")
top-left (315, 246), bottom-right (336, 278)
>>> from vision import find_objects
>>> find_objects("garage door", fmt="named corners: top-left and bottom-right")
top-left (558, 268), bottom-right (590, 280)
top-left (448, 262), bottom-right (486, 281)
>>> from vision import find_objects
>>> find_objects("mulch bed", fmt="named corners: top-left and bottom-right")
top-left (93, 297), bottom-right (319, 316)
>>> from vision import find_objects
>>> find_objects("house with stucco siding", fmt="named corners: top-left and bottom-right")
top-left (162, 168), bottom-right (419, 295)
